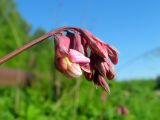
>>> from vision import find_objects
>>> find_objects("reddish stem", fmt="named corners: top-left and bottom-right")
top-left (0, 27), bottom-right (65, 64)
top-left (0, 33), bottom-right (51, 64)
top-left (0, 26), bottom-right (90, 65)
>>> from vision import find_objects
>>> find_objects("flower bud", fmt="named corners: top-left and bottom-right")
top-left (107, 45), bottom-right (118, 64)
top-left (97, 61), bottom-right (106, 77)
top-left (98, 75), bottom-right (110, 93)
top-left (106, 61), bottom-right (116, 80)
top-left (106, 70), bottom-right (115, 80)
top-left (84, 72), bottom-right (93, 81)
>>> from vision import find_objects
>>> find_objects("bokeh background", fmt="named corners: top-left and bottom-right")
top-left (0, 0), bottom-right (160, 119)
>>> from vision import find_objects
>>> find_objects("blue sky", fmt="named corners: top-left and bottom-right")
top-left (15, 0), bottom-right (160, 80)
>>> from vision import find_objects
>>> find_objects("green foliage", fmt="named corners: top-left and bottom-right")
top-left (155, 76), bottom-right (160, 89)
top-left (0, 80), bottom-right (159, 120)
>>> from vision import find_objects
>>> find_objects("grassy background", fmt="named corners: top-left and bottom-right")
top-left (0, 79), bottom-right (159, 120)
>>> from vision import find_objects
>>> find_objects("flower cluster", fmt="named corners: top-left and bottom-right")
top-left (54, 27), bottom-right (118, 92)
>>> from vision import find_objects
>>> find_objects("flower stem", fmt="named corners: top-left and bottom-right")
top-left (0, 33), bottom-right (50, 64)
top-left (0, 26), bottom-right (88, 65)
top-left (0, 27), bottom-right (68, 64)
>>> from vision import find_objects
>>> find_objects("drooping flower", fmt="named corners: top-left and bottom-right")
top-left (55, 33), bottom-right (90, 78)
top-left (53, 27), bottom-right (118, 92)
top-left (0, 26), bottom-right (118, 92)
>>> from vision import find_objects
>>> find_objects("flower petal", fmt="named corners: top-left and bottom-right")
top-left (107, 45), bottom-right (118, 64)
top-left (89, 40), bottom-right (108, 58)
top-left (98, 75), bottom-right (110, 93)
top-left (82, 30), bottom-right (108, 58)
top-left (97, 61), bottom-right (106, 77)
top-left (55, 34), bottom-right (70, 53)
top-left (67, 63), bottom-right (82, 77)
top-left (55, 57), bottom-right (68, 73)
top-left (80, 63), bottom-right (91, 73)
top-left (74, 32), bottom-right (84, 54)
top-left (84, 72), bottom-right (93, 81)
top-left (66, 31), bottom-right (76, 49)
top-left (68, 49), bottom-right (90, 64)
top-left (66, 31), bottom-right (84, 54)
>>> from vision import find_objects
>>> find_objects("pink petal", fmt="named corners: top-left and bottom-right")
top-left (84, 44), bottom-right (89, 57)
top-left (66, 31), bottom-right (76, 49)
top-left (84, 72), bottom-right (93, 81)
top-left (68, 49), bottom-right (90, 64)
top-left (55, 34), bottom-right (70, 52)
top-left (107, 45), bottom-right (118, 64)
top-left (66, 63), bottom-right (82, 78)
top-left (83, 30), bottom-right (105, 44)
top-left (106, 70), bottom-right (115, 80)
top-left (97, 62), bottom-right (106, 77)
top-left (55, 57), bottom-right (68, 73)
top-left (93, 70), bottom-right (101, 86)
top-left (106, 61), bottom-right (116, 80)
top-left (55, 48), bottom-right (67, 58)
top-left (80, 63), bottom-right (91, 73)
top-left (74, 32), bottom-right (84, 54)
top-left (98, 75), bottom-right (110, 93)
top-left (82, 30), bottom-right (108, 58)
top-left (66, 31), bottom-right (84, 54)
top-left (92, 35), bottom-right (106, 45)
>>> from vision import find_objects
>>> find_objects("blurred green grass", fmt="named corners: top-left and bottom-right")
top-left (0, 79), bottom-right (159, 120)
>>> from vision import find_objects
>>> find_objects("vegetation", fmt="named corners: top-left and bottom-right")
top-left (0, 0), bottom-right (159, 120)
top-left (0, 79), bottom-right (159, 120)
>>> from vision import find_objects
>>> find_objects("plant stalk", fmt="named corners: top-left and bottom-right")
top-left (0, 27), bottom-right (67, 64)
top-left (0, 26), bottom-right (87, 65)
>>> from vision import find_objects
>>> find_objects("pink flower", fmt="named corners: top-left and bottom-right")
top-left (66, 31), bottom-right (84, 54)
top-left (53, 27), bottom-right (118, 92)
top-left (0, 26), bottom-right (118, 93)
top-left (55, 34), bottom-right (90, 78)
